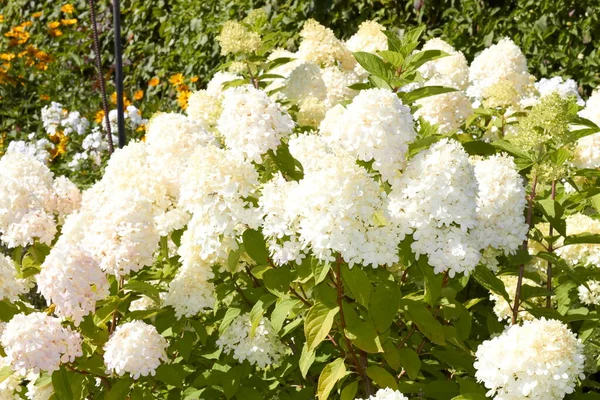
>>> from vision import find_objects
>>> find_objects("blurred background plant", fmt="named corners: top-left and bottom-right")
top-left (1, 0), bottom-right (598, 182)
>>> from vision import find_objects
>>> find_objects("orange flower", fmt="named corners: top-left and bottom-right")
top-left (49, 29), bottom-right (63, 37)
top-left (60, 4), bottom-right (74, 14)
top-left (40, 94), bottom-right (50, 101)
top-left (148, 77), bottom-right (159, 87)
top-left (169, 73), bottom-right (184, 86)
top-left (48, 21), bottom-right (60, 29)
top-left (190, 76), bottom-right (199, 83)
top-left (32, 12), bottom-right (43, 18)
top-left (110, 92), bottom-right (131, 107)
top-left (133, 89), bottom-right (144, 101)
top-left (49, 131), bottom-right (68, 159)
top-left (95, 110), bottom-right (105, 124)
top-left (60, 19), bottom-right (77, 26)
top-left (0, 53), bottom-right (15, 61)
top-left (177, 90), bottom-right (191, 110)
top-left (176, 84), bottom-right (189, 92)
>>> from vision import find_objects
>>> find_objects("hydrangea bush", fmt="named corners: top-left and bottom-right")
top-left (0, 14), bottom-right (600, 400)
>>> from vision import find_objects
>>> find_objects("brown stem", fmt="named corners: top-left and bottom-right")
top-left (335, 255), bottom-right (371, 397)
top-left (290, 286), bottom-right (312, 307)
top-left (67, 365), bottom-right (111, 389)
top-left (512, 175), bottom-right (538, 325)
top-left (546, 180), bottom-right (556, 308)
top-left (233, 280), bottom-right (252, 306)
top-left (245, 60), bottom-right (259, 89)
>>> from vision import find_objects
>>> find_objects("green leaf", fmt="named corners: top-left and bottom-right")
top-left (242, 229), bottom-right (268, 265)
top-left (472, 264), bottom-right (511, 304)
top-left (219, 308), bottom-right (241, 335)
top-left (263, 267), bottom-right (294, 297)
top-left (340, 381), bottom-right (359, 400)
top-left (249, 300), bottom-right (264, 338)
top-left (492, 140), bottom-right (531, 160)
top-left (51, 367), bottom-right (73, 400)
top-left (341, 264), bottom-right (372, 308)
top-left (123, 280), bottom-right (161, 304)
top-left (401, 86), bottom-right (457, 104)
top-left (107, 378), bottom-right (132, 400)
top-left (353, 52), bottom-right (393, 81)
top-left (397, 348), bottom-right (421, 380)
top-left (271, 299), bottom-right (300, 333)
top-left (377, 50), bottom-right (404, 67)
top-left (317, 358), bottom-right (346, 400)
top-left (227, 245), bottom-right (245, 273)
top-left (382, 341), bottom-right (401, 370)
top-left (404, 49), bottom-right (449, 71)
top-left (312, 259), bottom-right (331, 285)
top-left (537, 199), bottom-right (566, 237)
top-left (520, 284), bottom-right (551, 301)
top-left (418, 258), bottom-right (444, 306)
top-left (299, 343), bottom-right (316, 379)
top-left (154, 364), bottom-right (191, 388)
top-left (400, 299), bottom-right (445, 345)
top-left (304, 302), bottom-right (339, 351)
top-left (452, 395), bottom-right (488, 400)
top-left (564, 234), bottom-right (600, 245)
top-left (222, 366), bottom-right (242, 399)
top-left (366, 365), bottom-right (398, 390)
top-left (370, 281), bottom-right (400, 332)
top-left (270, 144), bottom-right (304, 181)
top-left (345, 321), bottom-right (384, 353)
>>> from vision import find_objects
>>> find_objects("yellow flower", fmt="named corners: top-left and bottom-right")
top-left (148, 77), bottom-right (159, 87)
top-left (32, 12), bottom-right (43, 18)
top-left (49, 29), bottom-right (63, 37)
top-left (60, 19), bottom-right (77, 26)
top-left (110, 92), bottom-right (131, 107)
top-left (60, 4), bottom-right (74, 14)
top-left (48, 21), bottom-right (60, 29)
top-left (175, 84), bottom-right (189, 93)
top-left (169, 73), bottom-right (184, 86)
top-left (177, 90), bottom-right (191, 110)
top-left (40, 94), bottom-right (50, 101)
top-left (0, 53), bottom-right (15, 61)
top-left (190, 76), bottom-right (199, 83)
top-left (95, 110), bottom-right (105, 124)
top-left (137, 124), bottom-right (146, 133)
top-left (49, 132), bottom-right (68, 159)
top-left (133, 90), bottom-right (144, 101)
top-left (0, 15), bottom-right (4, 23)
top-left (20, 22), bottom-right (32, 28)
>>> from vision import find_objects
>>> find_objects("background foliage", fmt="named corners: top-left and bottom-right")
top-left (1, 0), bottom-right (599, 142)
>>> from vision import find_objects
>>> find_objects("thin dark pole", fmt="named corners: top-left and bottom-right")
top-left (112, 0), bottom-right (126, 148)
top-left (87, 0), bottom-right (114, 154)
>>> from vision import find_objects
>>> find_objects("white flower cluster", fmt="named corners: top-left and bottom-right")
top-left (533, 76), bottom-right (583, 106)
top-left (474, 318), bottom-right (585, 399)
top-left (297, 19), bottom-right (354, 69)
top-left (555, 213), bottom-right (600, 268)
top-left (356, 388), bottom-right (408, 400)
top-left (6, 134), bottom-right (53, 165)
top-left (389, 139), bottom-right (481, 276)
top-left (0, 254), bottom-right (28, 302)
top-left (320, 89), bottom-right (416, 182)
top-left (414, 89), bottom-right (473, 135)
top-left (0, 152), bottom-right (79, 248)
top-left (102, 105), bottom-right (147, 133)
top-left (573, 90), bottom-right (600, 169)
top-left (345, 20), bottom-right (387, 54)
top-left (1, 312), bottom-right (82, 374)
top-left (103, 320), bottom-right (168, 379)
top-left (0, 355), bottom-right (24, 399)
top-left (262, 135), bottom-right (409, 267)
top-left (419, 38), bottom-right (470, 90)
top-left (38, 244), bottom-right (109, 325)
top-left (217, 85), bottom-right (294, 162)
top-left (578, 280), bottom-right (600, 306)
top-left (471, 154), bottom-right (528, 255)
top-left (41, 102), bottom-right (89, 136)
top-left (216, 314), bottom-right (286, 368)
top-left (187, 72), bottom-right (241, 131)
top-left (467, 38), bottom-right (531, 104)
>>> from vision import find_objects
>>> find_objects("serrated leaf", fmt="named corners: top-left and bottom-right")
top-left (377, 50), bottom-right (404, 67)
top-left (564, 234), bottom-right (600, 245)
top-left (305, 302), bottom-right (339, 351)
top-left (317, 358), bottom-right (346, 400)
top-left (537, 199), bottom-right (566, 237)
